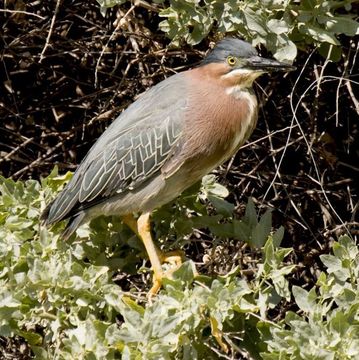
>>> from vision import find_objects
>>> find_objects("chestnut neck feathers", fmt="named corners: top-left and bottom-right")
top-left (182, 64), bottom-right (258, 161)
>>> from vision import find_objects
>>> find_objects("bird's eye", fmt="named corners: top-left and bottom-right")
top-left (227, 56), bottom-right (237, 66)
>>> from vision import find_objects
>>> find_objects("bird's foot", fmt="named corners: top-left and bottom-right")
top-left (148, 275), bottom-right (162, 301)
top-left (147, 249), bottom-right (185, 300)
top-left (158, 249), bottom-right (184, 268)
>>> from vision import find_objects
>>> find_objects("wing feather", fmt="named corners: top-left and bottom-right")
top-left (44, 73), bottom-right (188, 224)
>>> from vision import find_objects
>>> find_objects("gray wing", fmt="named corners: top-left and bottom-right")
top-left (44, 74), bottom-right (188, 224)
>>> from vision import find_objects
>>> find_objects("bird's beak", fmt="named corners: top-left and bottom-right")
top-left (246, 56), bottom-right (296, 72)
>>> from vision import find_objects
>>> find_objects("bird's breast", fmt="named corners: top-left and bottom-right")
top-left (159, 74), bottom-right (259, 195)
top-left (184, 78), bottom-right (258, 166)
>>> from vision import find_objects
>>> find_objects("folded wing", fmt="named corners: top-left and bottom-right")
top-left (43, 74), bottom-right (188, 224)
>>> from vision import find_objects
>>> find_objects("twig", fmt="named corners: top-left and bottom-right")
top-left (262, 48), bottom-right (315, 203)
top-left (335, 52), bottom-right (346, 127)
top-left (39, 0), bottom-right (61, 63)
top-left (0, 137), bottom-right (34, 164)
top-left (0, 8), bottom-right (46, 20)
top-left (345, 80), bottom-right (359, 116)
top-left (94, 6), bottom-right (134, 88)
top-left (134, 0), bottom-right (159, 12)
top-left (11, 131), bottom-right (75, 179)
top-left (239, 124), bottom-right (300, 150)
top-left (289, 74), bottom-right (354, 236)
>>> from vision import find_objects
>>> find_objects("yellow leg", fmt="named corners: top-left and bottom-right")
top-left (122, 213), bottom-right (184, 296)
top-left (122, 214), bottom-right (138, 235)
top-left (137, 212), bottom-right (164, 297)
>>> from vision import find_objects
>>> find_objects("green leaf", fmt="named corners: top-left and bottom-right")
top-left (319, 15), bottom-right (359, 36)
top-left (244, 9), bottom-right (267, 36)
top-left (274, 248), bottom-right (292, 263)
top-left (240, 315), bottom-right (265, 359)
top-left (262, 237), bottom-right (276, 275)
top-left (201, 175), bottom-right (229, 198)
top-left (318, 43), bottom-right (342, 62)
top-left (192, 214), bottom-right (223, 230)
top-left (244, 198), bottom-right (258, 229)
top-left (336, 235), bottom-right (358, 259)
top-left (233, 219), bottom-right (252, 241)
top-left (170, 260), bottom-right (197, 284)
top-left (320, 252), bottom-right (350, 282)
top-left (299, 23), bottom-right (340, 45)
top-left (329, 311), bottom-right (349, 336)
top-left (19, 331), bottom-right (43, 346)
top-left (251, 210), bottom-right (272, 248)
top-left (320, 254), bottom-right (342, 272)
top-left (292, 286), bottom-right (316, 313)
top-left (267, 19), bottom-right (289, 34)
top-left (271, 267), bottom-right (295, 300)
top-left (208, 195), bottom-right (234, 217)
top-left (272, 226), bottom-right (284, 247)
top-left (208, 221), bottom-right (235, 238)
top-left (122, 296), bottom-right (145, 316)
top-left (273, 38), bottom-right (297, 62)
top-left (96, 0), bottom-right (127, 8)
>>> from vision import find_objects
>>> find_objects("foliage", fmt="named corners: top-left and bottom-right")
top-left (0, 171), bottom-right (357, 358)
top-left (97, 0), bottom-right (359, 61)
top-left (263, 235), bottom-right (359, 359)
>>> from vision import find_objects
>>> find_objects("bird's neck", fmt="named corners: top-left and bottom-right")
top-left (225, 84), bottom-right (254, 100)
top-left (184, 68), bottom-right (258, 159)
top-left (220, 69), bottom-right (262, 89)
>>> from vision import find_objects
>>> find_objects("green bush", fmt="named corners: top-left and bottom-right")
top-left (97, 0), bottom-right (359, 61)
top-left (0, 171), bottom-right (357, 358)
top-left (263, 235), bottom-right (359, 359)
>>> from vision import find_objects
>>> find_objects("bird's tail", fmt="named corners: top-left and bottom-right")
top-left (61, 212), bottom-right (86, 240)
top-left (41, 205), bottom-right (86, 240)
top-left (40, 200), bottom-right (54, 225)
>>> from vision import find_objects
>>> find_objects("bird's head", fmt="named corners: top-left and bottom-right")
top-left (201, 37), bottom-right (296, 88)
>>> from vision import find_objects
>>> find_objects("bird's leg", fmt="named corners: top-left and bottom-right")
top-left (122, 214), bottom-right (138, 235)
top-left (123, 213), bottom-right (184, 266)
top-left (122, 213), bottom-right (185, 296)
top-left (137, 212), bottom-right (164, 297)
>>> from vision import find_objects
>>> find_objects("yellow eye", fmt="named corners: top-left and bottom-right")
top-left (227, 56), bottom-right (236, 66)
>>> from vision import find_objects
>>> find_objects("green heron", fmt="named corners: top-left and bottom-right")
top-left (42, 38), bottom-right (295, 295)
